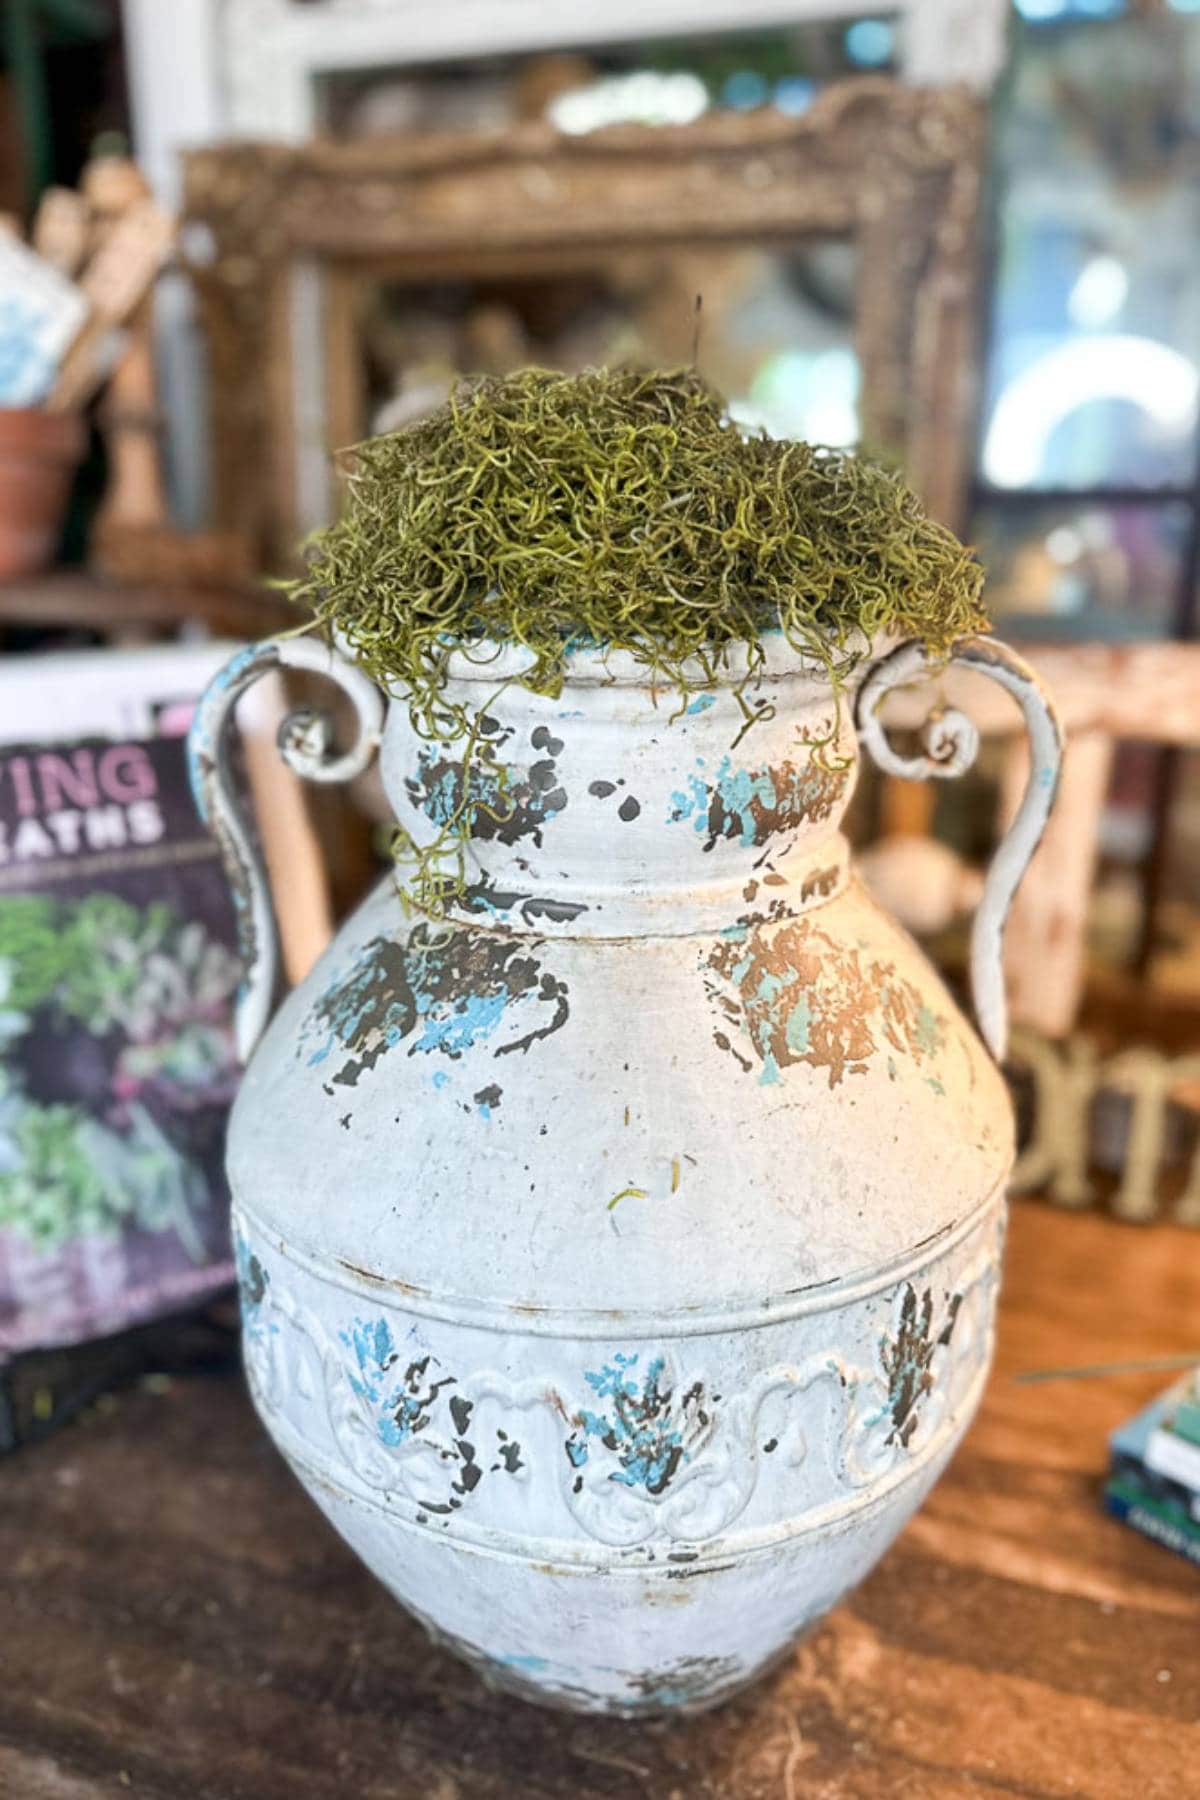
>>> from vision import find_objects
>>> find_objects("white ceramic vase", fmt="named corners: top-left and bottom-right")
top-left (190, 630), bottom-right (1060, 1716)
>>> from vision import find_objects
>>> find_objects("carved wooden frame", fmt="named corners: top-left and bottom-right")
top-left (183, 77), bottom-right (984, 568)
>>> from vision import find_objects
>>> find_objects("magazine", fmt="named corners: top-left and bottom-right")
top-left (0, 643), bottom-right (330, 1367)
top-left (0, 729), bottom-right (242, 1357)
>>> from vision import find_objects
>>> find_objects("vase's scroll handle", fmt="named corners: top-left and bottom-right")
top-left (187, 636), bottom-right (385, 1063)
top-left (856, 636), bottom-right (1063, 1063)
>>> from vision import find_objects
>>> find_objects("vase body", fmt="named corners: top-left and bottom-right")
top-left (224, 640), bottom-right (1014, 1716)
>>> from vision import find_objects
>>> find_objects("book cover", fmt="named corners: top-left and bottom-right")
top-left (1145, 1425), bottom-right (1200, 1494)
top-left (0, 731), bottom-right (242, 1359)
top-left (1110, 1378), bottom-right (1197, 1476)
top-left (1110, 1447), bottom-right (1200, 1525)
top-left (1104, 1473), bottom-right (1200, 1571)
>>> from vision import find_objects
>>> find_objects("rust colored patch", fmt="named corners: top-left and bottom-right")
top-left (736, 897), bottom-right (792, 932)
top-left (712, 1027), bottom-right (752, 1073)
top-left (737, 759), bottom-right (848, 838)
top-left (335, 1259), bottom-right (429, 1299)
top-left (800, 864), bottom-right (839, 903)
top-left (704, 918), bottom-right (947, 1089)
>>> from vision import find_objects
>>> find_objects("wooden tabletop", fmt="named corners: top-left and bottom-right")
top-left (2, 1200), bottom-right (1198, 1800)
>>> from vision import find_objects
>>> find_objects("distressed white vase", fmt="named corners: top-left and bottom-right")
top-left (190, 630), bottom-right (1060, 1716)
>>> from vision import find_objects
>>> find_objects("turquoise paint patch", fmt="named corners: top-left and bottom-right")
top-left (408, 744), bottom-right (568, 839)
top-left (419, 757), bottom-right (462, 827)
top-left (340, 1318), bottom-right (440, 1447)
top-left (915, 1005), bottom-right (943, 1057)
top-left (785, 994), bottom-right (812, 1055)
top-left (299, 924), bottom-right (569, 1085)
top-left (755, 969), bottom-right (785, 1004)
top-left (565, 1352), bottom-right (702, 1495)
top-left (305, 954), bottom-right (395, 1069)
top-left (212, 642), bottom-right (263, 689)
top-left (713, 758), bottom-right (777, 846)
top-left (463, 886), bottom-right (512, 919)
top-left (233, 1228), bottom-right (269, 1328)
top-left (667, 767), bottom-right (710, 834)
top-left (412, 988), bottom-right (509, 1057)
top-left (342, 1316), bottom-right (397, 1409)
top-left (685, 692), bottom-right (716, 715)
top-left (667, 751), bottom-right (837, 849)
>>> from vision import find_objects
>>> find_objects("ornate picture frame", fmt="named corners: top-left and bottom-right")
top-left (183, 77), bottom-right (984, 568)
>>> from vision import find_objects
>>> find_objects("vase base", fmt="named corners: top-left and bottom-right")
top-left (413, 1601), bottom-right (804, 1718)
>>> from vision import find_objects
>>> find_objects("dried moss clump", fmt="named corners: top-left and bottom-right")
top-left (288, 365), bottom-right (988, 908)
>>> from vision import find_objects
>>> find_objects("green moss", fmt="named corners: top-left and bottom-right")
top-left (287, 365), bottom-right (988, 909)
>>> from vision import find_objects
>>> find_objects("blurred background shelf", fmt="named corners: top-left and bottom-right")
top-left (0, 568), bottom-right (297, 640)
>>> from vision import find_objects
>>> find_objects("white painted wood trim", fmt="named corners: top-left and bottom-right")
top-left (123, 0), bottom-right (224, 203)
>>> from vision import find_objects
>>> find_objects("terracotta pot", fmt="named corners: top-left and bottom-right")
top-left (189, 630), bottom-right (1062, 1716)
top-left (0, 407), bottom-right (85, 580)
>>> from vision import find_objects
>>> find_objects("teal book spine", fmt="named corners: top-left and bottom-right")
top-left (1105, 1475), bottom-right (1200, 1571)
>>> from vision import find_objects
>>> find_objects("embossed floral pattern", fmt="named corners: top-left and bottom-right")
top-left (564, 1353), bottom-right (710, 1496)
top-left (338, 1315), bottom-right (526, 1514)
top-left (233, 1211), bottom-right (1002, 1551)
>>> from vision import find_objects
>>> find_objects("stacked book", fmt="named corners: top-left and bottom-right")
top-left (1105, 1370), bottom-right (1200, 1569)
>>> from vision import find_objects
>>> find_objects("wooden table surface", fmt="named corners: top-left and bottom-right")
top-left (2, 1201), bottom-right (1198, 1800)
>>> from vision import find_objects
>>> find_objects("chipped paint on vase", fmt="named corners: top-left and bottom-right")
top-left (190, 631), bottom-right (1060, 1717)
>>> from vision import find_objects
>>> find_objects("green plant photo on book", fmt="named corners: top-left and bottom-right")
top-left (286, 365), bottom-right (990, 912)
top-left (0, 892), bottom-right (241, 1258)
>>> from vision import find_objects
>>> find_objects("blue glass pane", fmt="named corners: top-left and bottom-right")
top-left (982, 14), bottom-right (1200, 490)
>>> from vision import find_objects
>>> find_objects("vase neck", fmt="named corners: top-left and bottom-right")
top-left (380, 666), bottom-right (859, 936)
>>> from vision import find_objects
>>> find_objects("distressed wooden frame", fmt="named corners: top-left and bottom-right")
top-left (182, 77), bottom-right (985, 568)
